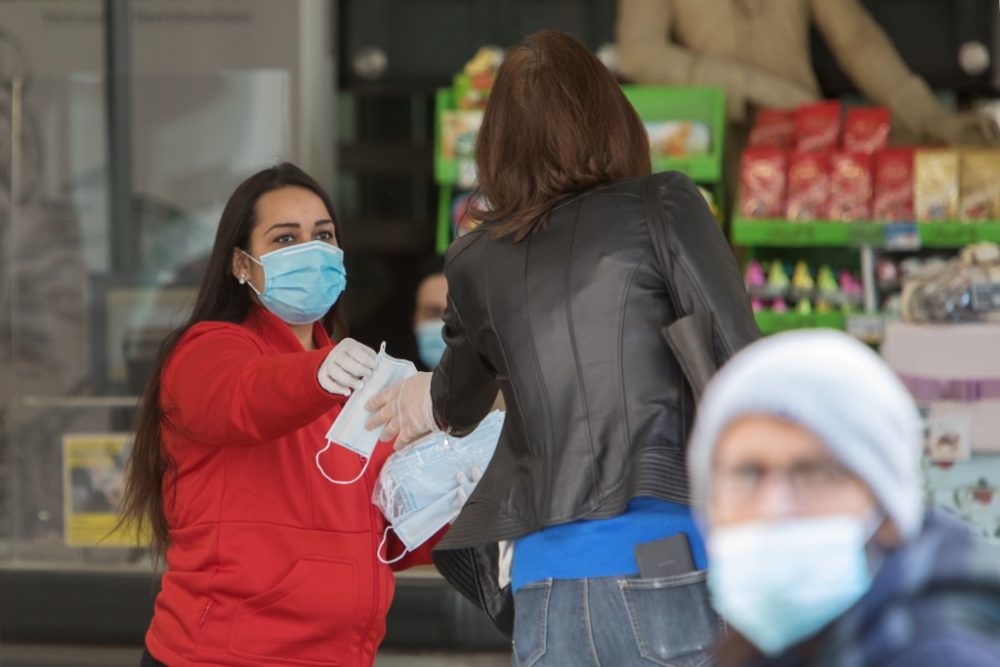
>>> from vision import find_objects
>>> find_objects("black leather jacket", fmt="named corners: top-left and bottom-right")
top-left (430, 172), bottom-right (760, 635)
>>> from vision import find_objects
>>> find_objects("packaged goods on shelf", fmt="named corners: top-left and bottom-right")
top-left (739, 148), bottom-right (788, 219)
top-left (828, 152), bottom-right (873, 221)
top-left (453, 46), bottom-right (503, 110)
top-left (440, 110), bottom-right (483, 161)
top-left (795, 101), bottom-right (842, 152)
top-left (745, 259), bottom-right (862, 314)
top-left (786, 151), bottom-right (830, 220)
top-left (842, 107), bottom-right (890, 154)
top-left (644, 120), bottom-right (711, 157)
top-left (959, 150), bottom-right (1000, 221)
top-left (915, 150), bottom-right (960, 221)
top-left (749, 109), bottom-right (795, 149)
top-left (899, 243), bottom-right (1000, 323)
top-left (873, 148), bottom-right (915, 221)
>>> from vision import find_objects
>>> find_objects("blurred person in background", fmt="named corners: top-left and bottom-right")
top-left (413, 256), bottom-right (448, 370)
top-left (120, 163), bottom-right (439, 667)
top-left (616, 0), bottom-right (1000, 146)
top-left (368, 31), bottom-right (760, 665)
top-left (688, 330), bottom-right (1000, 667)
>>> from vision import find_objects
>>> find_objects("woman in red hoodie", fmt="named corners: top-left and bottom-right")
top-left (120, 163), bottom-right (436, 667)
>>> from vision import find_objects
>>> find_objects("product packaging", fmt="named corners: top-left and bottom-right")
top-left (749, 109), bottom-right (796, 149)
top-left (873, 149), bottom-right (915, 221)
top-left (739, 148), bottom-right (788, 219)
top-left (786, 151), bottom-right (830, 220)
top-left (828, 152), bottom-right (873, 221)
top-left (959, 150), bottom-right (1000, 221)
top-left (915, 150), bottom-right (960, 221)
top-left (843, 107), bottom-right (891, 154)
top-left (795, 101), bottom-right (842, 152)
top-left (645, 121), bottom-right (711, 157)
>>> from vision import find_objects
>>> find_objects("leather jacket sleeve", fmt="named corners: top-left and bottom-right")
top-left (655, 173), bottom-right (761, 363)
top-left (431, 289), bottom-right (498, 437)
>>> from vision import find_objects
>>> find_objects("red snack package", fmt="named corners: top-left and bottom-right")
top-left (786, 151), bottom-right (830, 220)
top-left (828, 152), bottom-right (873, 221)
top-left (749, 109), bottom-right (796, 148)
top-left (795, 101), bottom-right (842, 152)
top-left (843, 107), bottom-right (891, 154)
top-left (873, 148), bottom-right (915, 221)
top-left (739, 148), bottom-right (788, 219)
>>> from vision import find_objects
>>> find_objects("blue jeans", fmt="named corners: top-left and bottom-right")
top-left (512, 572), bottom-right (721, 667)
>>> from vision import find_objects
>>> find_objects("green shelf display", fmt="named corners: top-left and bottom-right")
top-left (754, 311), bottom-right (848, 335)
top-left (732, 219), bottom-right (1000, 248)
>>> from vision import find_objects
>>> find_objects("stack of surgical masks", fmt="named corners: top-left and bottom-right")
top-left (319, 343), bottom-right (417, 484)
top-left (373, 410), bottom-right (504, 562)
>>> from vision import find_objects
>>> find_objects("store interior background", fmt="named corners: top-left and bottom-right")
top-left (1, 1), bottom-right (999, 665)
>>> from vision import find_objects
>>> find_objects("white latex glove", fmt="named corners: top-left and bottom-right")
top-left (317, 338), bottom-right (378, 396)
top-left (455, 466), bottom-right (482, 507)
top-left (364, 371), bottom-right (437, 447)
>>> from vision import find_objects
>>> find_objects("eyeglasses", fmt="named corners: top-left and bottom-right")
top-left (712, 459), bottom-right (856, 505)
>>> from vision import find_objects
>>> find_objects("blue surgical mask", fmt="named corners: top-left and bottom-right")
top-left (707, 515), bottom-right (874, 656)
top-left (243, 241), bottom-right (346, 325)
top-left (415, 319), bottom-right (446, 368)
top-left (373, 411), bottom-right (504, 563)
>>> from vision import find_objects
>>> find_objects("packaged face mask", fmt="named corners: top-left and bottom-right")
top-left (373, 410), bottom-right (504, 563)
top-left (317, 344), bottom-right (417, 485)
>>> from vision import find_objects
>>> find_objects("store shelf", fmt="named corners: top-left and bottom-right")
top-left (754, 311), bottom-right (848, 335)
top-left (732, 219), bottom-right (1000, 248)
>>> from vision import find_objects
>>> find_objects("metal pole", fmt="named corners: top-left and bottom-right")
top-left (105, 0), bottom-right (136, 276)
top-left (860, 245), bottom-right (878, 314)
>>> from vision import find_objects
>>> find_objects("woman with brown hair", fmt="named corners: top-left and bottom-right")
top-left (369, 31), bottom-right (760, 665)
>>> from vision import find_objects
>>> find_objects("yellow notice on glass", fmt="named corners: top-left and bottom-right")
top-left (63, 433), bottom-right (141, 547)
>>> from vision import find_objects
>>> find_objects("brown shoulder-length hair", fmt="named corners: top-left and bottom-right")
top-left (118, 162), bottom-right (347, 559)
top-left (470, 30), bottom-right (651, 241)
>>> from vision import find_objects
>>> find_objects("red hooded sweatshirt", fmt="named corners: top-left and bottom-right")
top-left (145, 306), bottom-right (439, 667)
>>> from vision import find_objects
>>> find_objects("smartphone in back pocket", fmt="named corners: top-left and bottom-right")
top-left (634, 533), bottom-right (696, 579)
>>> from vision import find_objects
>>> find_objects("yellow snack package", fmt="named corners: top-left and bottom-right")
top-left (915, 150), bottom-right (960, 221)
top-left (960, 150), bottom-right (1000, 221)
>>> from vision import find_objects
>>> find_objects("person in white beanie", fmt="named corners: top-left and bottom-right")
top-left (688, 329), bottom-right (1000, 667)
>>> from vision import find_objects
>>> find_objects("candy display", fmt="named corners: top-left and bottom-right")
top-left (739, 148), bottom-right (788, 219)
top-left (786, 151), bottom-right (830, 220)
top-left (749, 109), bottom-right (796, 149)
top-left (828, 151), bottom-right (873, 221)
top-left (873, 148), bottom-right (915, 221)
top-left (959, 150), bottom-right (1000, 221)
top-left (746, 259), bottom-right (862, 313)
top-left (795, 101), bottom-right (842, 152)
top-left (842, 107), bottom-right (890, 154)
top-left (914, 150), bottom-right (960, 222)
top-left (453, 47), bottom-right (503, 110)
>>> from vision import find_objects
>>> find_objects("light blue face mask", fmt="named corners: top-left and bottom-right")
top-left (373, 411), bottom-right (504, 563)
top-left (242, 240), bottom-right (347, 325)
top-left (415, 319), bottom-right (447, 369)
top-left (707, 514), bottom-right (876, 657)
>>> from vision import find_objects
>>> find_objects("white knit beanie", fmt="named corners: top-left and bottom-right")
top-left (688, 330), bottom-right (925, 540)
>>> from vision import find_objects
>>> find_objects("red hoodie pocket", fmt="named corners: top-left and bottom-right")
top-left (230, 557), bottom-right (357, 666)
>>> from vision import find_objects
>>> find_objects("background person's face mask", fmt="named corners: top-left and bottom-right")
top-left (243, 240), bottom-right (346, 325)
top-left (373, 411), bottom-right (504, 563)
top-left (707, 514), bottom-right (875, 656)
top-left (319, 345), bottom-right (417, 484)
top-left (415, 319), bottom-right (446, 368)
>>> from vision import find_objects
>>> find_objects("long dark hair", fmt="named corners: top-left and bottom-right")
top-left (471, 31), bottom-right (651, 241)
top-left (119, 162), bottom-right (347, 557)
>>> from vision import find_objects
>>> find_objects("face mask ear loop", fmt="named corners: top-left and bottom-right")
top-left (239, 249), bottom-right (265, 296)
top-left (377, 526), bottom-right (408, 565)
top-left (316, 440), bottom-right (371, 485)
